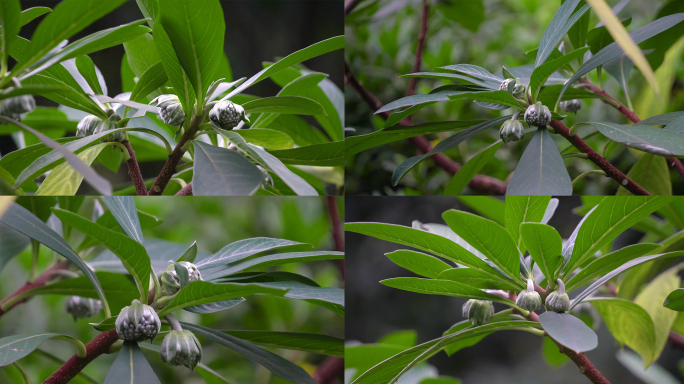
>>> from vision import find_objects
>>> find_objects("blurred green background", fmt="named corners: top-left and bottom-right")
top-left (0, 196), bottom-right (344, 383)
top-left (345, 0), bottom-right (684, 195)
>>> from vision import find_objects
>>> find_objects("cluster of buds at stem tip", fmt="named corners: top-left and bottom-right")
top-left (524, 101), bottom-right (552, 127)
top-left (65, 296), bottom-right (102, 321)
top-left (462, 299), bottom-right (495, 326)
top-left (160, 330), bottom-right (203, 370)
top-left (0, 95), bottom-right (36, 120)
top-left (115, 299), bottom-right (161, 341)
top-left (160, 261), bottom-right (202, 296)
top-left (545, 279), bottom-right (570, 313)
top-left (499, 78), bottom-right (526, 99)
top-left (151, 94), bottom-right (185, 127)
top-left (76, 114), bottom-right (125, 143)
top-left (499, 119), bottom-right (525, 144)
top-left (516, 279), bottom-right (542, 312)
top-left (559, 99), bottom-right (581, 113)
top-left (209, 100), bottom-right (249, 130)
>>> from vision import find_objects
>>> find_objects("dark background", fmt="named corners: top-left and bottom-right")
top-left (345, 196), bottom-right (684, 383)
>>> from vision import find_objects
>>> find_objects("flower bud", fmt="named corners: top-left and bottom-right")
top-left (524, 101), bottom-right (552, 127)
top-left (499, 119), bottom-right (525, 143)
top-left (499, 78), bottom-right (525, 99)
top-left (545, 279), bottom-right (570, 313)
top-left (97, 115), bottom-right (125, 143)
top-left (65, 296), bottom-right (102, 321)
top-left (115, 299), bottom-right (161, 341)
top-left (160, 330), bottom-right (203, 370)
top-left (559, 99), bottom-right (581, 113)
top-left (76, 115), bottom-right (102, 137)
top-left (151, 95), bottom-right (185, 127)
top-left (209, 100), bottom-right (248, 130)
top-left (160, 261), bottom-right (201, 296)
top-left (76, 115), bottom-right (124, 142)
top-left (0, 95), bottom-right (36, 118)
top-left (516, 279), bottom-right (542, 312)
top-left (462, 299), bottom-right (494, 326)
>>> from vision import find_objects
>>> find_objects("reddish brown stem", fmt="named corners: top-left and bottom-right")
top-left (327, 196), bottom-right (344, 278)
top-left (122, 140), bottom-right (147, 196)
top-left (43, 330), bottom-right (120, 384)
top-left (578, 78), bottom-right (684, 183)
top-left (407, 0), bottom-right (429, 97)
top-left (148, 116), bottom-right (201, 195)
top-left (313, 356), bottom-right (344, 384)
top-left (175, 182), bottom-right (193, 196)
top-left (670, 332), bottom-right (684, 350)
top-left (0, 260), bottom-right (70, 318)
top-left (549, 120), bottom-right (650, 195)
top-left (344, 62), bottom-right (508, 194)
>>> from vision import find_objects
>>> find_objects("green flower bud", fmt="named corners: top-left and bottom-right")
top-left (151, 95), bottom-right (185, 127)
top-left (76, 115), bottom-right (124, 142)
top-left (160, 261), bottom-right (201, 296)
top-left (98, 115), bottom-right (125, 143)
top-left (524, 101), bottom-right (552, 127)
top-left (115, 299), bottom-right (161, 341)
top-left (499, 119), bottom-right (525, 143)
top-left (545, 279), bottom-right (570, 313)
top-left (65, 296), bottom-right (102, 321)
top-left (462, 299), bottom-right (494, 326)
top-left (499, 78), bottom-right (525, 99)
top-left (516, 279), bottom-right (542, 312)
top-left (0, 95), bottom-right (36, 118)
top-left (209, 100), bottom-right (248, 130)
top-left (159, 330), bottom-right (203, 370)
top-left (559, 99), bottom-right (581, 113)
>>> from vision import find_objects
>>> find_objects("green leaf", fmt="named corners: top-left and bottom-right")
top-left (19, 7), bottom-right (51, 27)
top-left (232, 129), bottom-right (294, 151)
top-left (0, 333), bottom-right (84, 367)
top-left (243, 96), bottom-right (326, 116)
top-left (530, 47), bottom-right (589, 102)
top-left (445, 90), bottom-right (523, 110)
top-left (386, 250), bottom-right (452, 279)
top-left (34, 143), bottom-right (107, 196)
top-left (435, 64), bottom-right (502, 88)
top-left (381, 278), bottom-right (513, 304)
top-left (152, 21), bottom-right (195, 118)
top-left (90, 317), bottom-right (117, 332)
top-left (0, 0), bottom-right (21, 70)
top-left (196, 237), bottom-right (308, 269)
top-left (257, 281), bottom-right (343, 316)
top-left (181, 323), bottom-right (317, 384)
top-left (123, 33), bottom-right (160, 77)
top-left (11, 0), bottom-right (128, 78)
top-left (269, 141), bottom-right (344, 166)
top-left (205, 251), bottom-right (344, 278)
top-left (565, 243), bottom-right (660, 291)
top-left (539, 312), bottom-right (598, 352)
top-left (638, 112), bottom-right (684, 127)
top-left (586, 298), bottom-right (656, 367)
top-left (557, 14), bottom-right (684, 105)
top-left (213, 128), bottom-right (318, 196)
top-left (635, 266), bottom-right (681, 365)
top-left (536, 85), bottom-right (601, 106)
top-left (51, 208), bottom-right (151, 303)
top-left (0, 223), bottom-right (29, 273)
top-left (75, 55), bottom-right (104, 95)
top-left (442, 210), bottom-right (522, 282)
top-left (542, 336), bottom-right (569, 367)
top-left (437, 0), bottom-right (484, 32)
top-left (535, 0), bottom-right (590, 67)
top-left (456, 196), bottom-right (506, 226)
top-left (351, 321), bottom-right (541, 384)
top-left (0, 203), bottom-right (110, 317)
top-left (616, 350), bottom-right (680, 384)
top-left (192, 141), bottom-right (264, 196)
top-left (176, 241), bottom-right (197, 263)
top-left (221, 331), bottom-right (343, 358)
top-left (567, 0), bottom-right (590, 54)
top-left (584, 122), bottom-right (684, 157)
top-left (103, 341), bottom-right (160, 384)
top-left (444, 142), bottom-right (502, 196)
top-left (587, 18), bottom-right (632, 55)
top-left (266, 114), bottom-right (328, 147)
top-left (664, 289), bottom-right (684, 311)
top-left (505, 196), bottom-right (552, 256)
top-left (565, 197), bottom-right (677, 275)
top-left (346, 120), bottom-right (487, 159)
top-left (520, 223), bottom-right (562, 283)
top-left (184, 298), bottom-right (244, 314)
top-left (100, 196), bottom-right (143, 244)
top-left (158, 0), bottom-right (224, 107)
top-left (129, 61), bottom-right (167, 103)
top-left (345, 222), bottom-right (512, 286)
top-left (157, 281), bottom-right (288, 316)
top-left (604, 53), bottom-right (635, 105)
top-left (392, 116), bottom-right (511, 186)
top-left (225, 36), bottom-right (344, 100)
top-left (507, 128), bottom-right (573, 196)
top-left (437, 268), bottom-right (522, 291)
top-left (616, 154), bottom-right (672, 196)
top-left (135, 0), bottom-right (157, 27)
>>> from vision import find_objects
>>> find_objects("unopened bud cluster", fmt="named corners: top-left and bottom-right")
top-left (545, 279), bottom-right (570, 313)
top-left (0, 95), bottom-right (36, 119)
top-left (559, 99), bottom-right (581, 113)
top-left (76, 115), bottom-right (125, 142)
top-left (500, 119), bottom-right (525, 143)
top-left (524, 101), bottom-right (552, 127)
top-left (209, 100), bottom-right (248, 130)
top-left (499, 78), bottom-right (526, 99)
top-left (160, 330), bottom-right (203, 370)
top-left (151, 95), bottom-right (185, 127)
top-left (115, 300), bottom-right (161, 341)
top-left (65, 296), bottom-right (102, 321)
top-left (160, 261), bottom-right (201, 296)
top-left (516, 279), bottom-right (542, 312)
top-left (462, 299), bottom-right (494, 326)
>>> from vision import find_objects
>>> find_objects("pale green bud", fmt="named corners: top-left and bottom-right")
top-left (524, 101), bottom-right (552, 127)
top-left (159, 330), bottom-right (203, 370)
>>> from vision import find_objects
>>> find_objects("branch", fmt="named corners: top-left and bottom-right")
top-left (175, 182), bottom-right (193, 196)
top-left (122, 140), bottom-right (147, 196)
top-left (344, 62), bottom-right (508, 194)
top-left (43, 330), bottom-right (120, 384)
top-left (550, 119), bottom-right (650, 195)
top-left (407, 0), bottom-right (429, 97)
top-left (326, 196), bottom-right (344, 278)
top-left (0, 260), bottom-right (70, 318)
top-left (313, 356), bottom-right (344, 384)
top-left (578, 78), bottom-right (684, 183)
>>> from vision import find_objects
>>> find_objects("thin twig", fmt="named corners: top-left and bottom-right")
top-left (175, 182), bottom-right (193, 196)
top-left (407, 0), bottom-right (429, 97)
top-left (0, 260), bottom-right (70, 318)
top-left (122, 140), bottom-right (147, 196)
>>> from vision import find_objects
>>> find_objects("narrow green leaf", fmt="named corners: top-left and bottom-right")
top-left (520, 223), bottom-right (563, 283)
top-left (444, 142), bottom-right (502, 196)
top-left (269, 141), bottom-right (343, 166)
top-left (381, 277), bottom-right (513, 304)
top-left (196, 237), bottom-right (308, 269)
top-left (234, 129), bottom-right (294, 151)
top-left (539, 312), bottom-right (598, 352)
top-left (584, 122), bottom-right (684, 157)
top-left (35, 143), bottom-right (107, 196)
top-left (192, 141), bottom-right (264, 196)
top-left (437, 268), bottom-right (522, 291)
top-left (89, 317), bottom-right (117, 332)
top-left (456, 196), bottom-right (506, 226)
top-left (100, 196), bottom-right (143, 244)
top-left (75, 55), bottom-right (104, 95)
top-left (535, 0), bottom-right (590, 66)
top-left (386, 250), bottom-right (452, 279)
top-left (530, 47), bottom-right (589, 102)
top-left (19, 7), bottom-right (51, 27)
top-left (206, 251), bottom-right (344, 278)
top-left (435, 64), bottom-right (502, 88)
top-left (0, 333), bottom-right (84, 367)
top-left (616, 154), bottom-right (672, 196)
top-left (223, 331), bottom-right (344, 357)
top-left (0, 0), bottom-right (21, 70)
top-left (152, 21), bottom-right (195, 118)
top-left (184, 298), bottom-right (244, 314)
top-left (176, 241), bottom-right (197, 263)
top-left (638, 112), bottom-right (684, 127)
top-left (103, 341), bottom-right (160, 384)
top-left (664, 289), bottom-right (684, 311)
top-left (504, 196), bottom-right (552, 256)
top-left (243, 96), bottom-right (326, 116)
top-left (129, 61), bottom-right (167, 102)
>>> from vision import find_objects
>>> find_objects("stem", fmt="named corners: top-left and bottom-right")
top-left (407, 0), bottom-right (429, 97)
top-left (34, 349), bottom-right (99, 384)
top-left (12, 362), bottom-right (32, 384)
top-left (0, 260), bottom-right (70, 318)
top-left (327, 196), bottom-right (344, 279)
top-left (572, 170), bottom-right (606, 187)
top-left (122, 140), bottom-right (147, 196)
top-left (43, 330), bottom-right (120, 384)
top-left (313, 357), bottom-right (344, 384)
top-left (53, 336), bottom-right (87, 358)
top-left (175, 182), bottom-right (193, 196)
top-left (28, 239), bottom-right (39, 283)
top-left (562, 153), bottom-right (589, 159)
top-left (164, 314), bottom-right (183, 332)
top-left (550, 119), bottom-right (650, 195)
